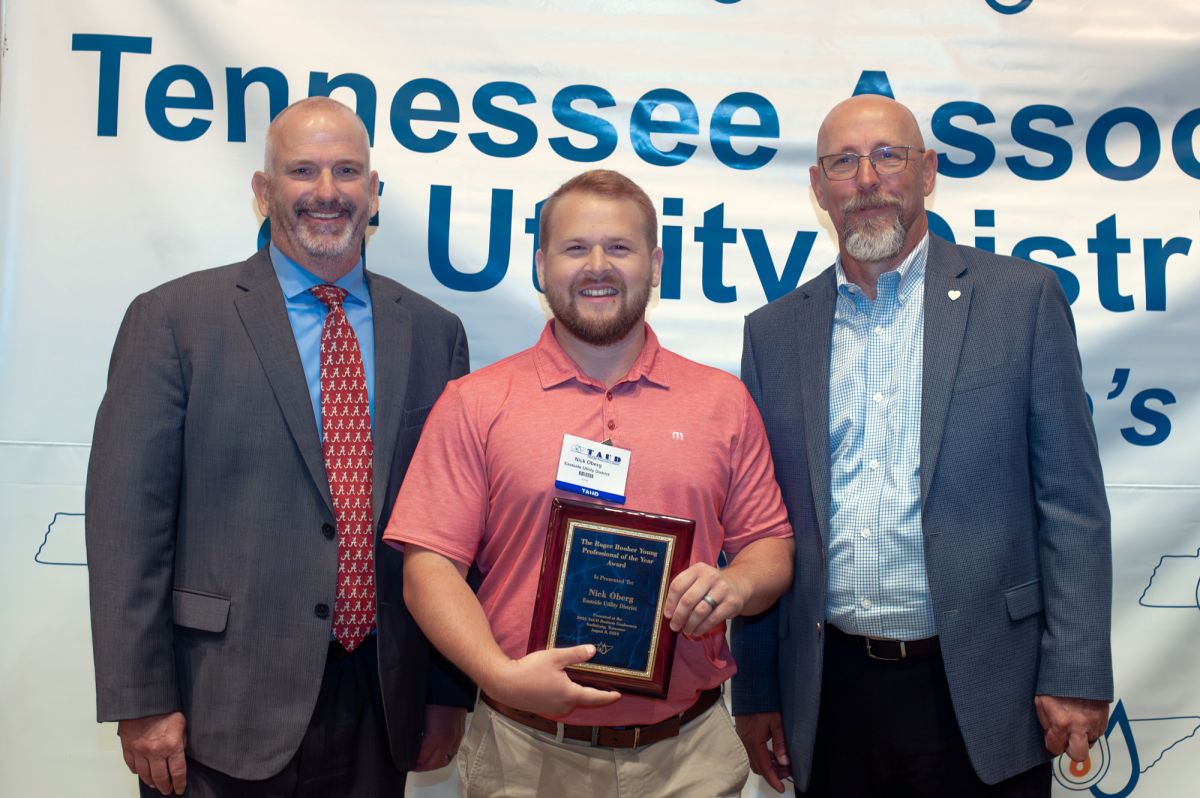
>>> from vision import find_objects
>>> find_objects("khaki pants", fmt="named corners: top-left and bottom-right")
top-left (458, 698), bottom-right (750, 797)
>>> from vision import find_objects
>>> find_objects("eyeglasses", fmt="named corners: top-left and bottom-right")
top-left (818, 146), bottom-right (923, 180)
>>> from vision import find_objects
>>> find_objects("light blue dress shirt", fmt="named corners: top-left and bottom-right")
top-left (826, 234), bottom-right (934, 640)
top-left (268, 244), bottom-right (375, 437)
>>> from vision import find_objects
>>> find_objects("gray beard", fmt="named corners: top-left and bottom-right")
top-left (843, 214), bottom-right (906, 263)
top-left (296, 220), bottom-right (358, 260)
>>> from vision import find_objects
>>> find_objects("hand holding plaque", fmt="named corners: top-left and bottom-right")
top-left (527, 498), bottom-right (694, 697)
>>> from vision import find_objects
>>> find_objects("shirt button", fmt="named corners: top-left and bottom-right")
top-left (874, 325), bottom-right (883, 335)
top-left (314, 603), bottom-right (330, 619)
top-left (861, 599), bottom-right (872, 610)
top-left (606, 391), bottom-right (613, 401)
top-left (322, 523), bottom-right (335, 540)
top-left (861, 528), bottom-right (871, 538)
top-left (869, 458), bottom-right (880, 469)
top-left (873, 392), bottom-right (884, 404)
top-left (607, 420), bottom-right (615, 430)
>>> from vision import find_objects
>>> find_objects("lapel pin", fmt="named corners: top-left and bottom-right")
top-left (947, 289), bottom-right (962, 301)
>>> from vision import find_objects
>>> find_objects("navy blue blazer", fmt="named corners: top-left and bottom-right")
top-left (731, 234), bottom-right (1113, 787)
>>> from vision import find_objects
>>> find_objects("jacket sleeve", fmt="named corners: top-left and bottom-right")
top-left (729, 318), bottom-right (784, 715)
top-left (85, 291), bottom-right (185, 721)
top-left (1027, 272), bottom-right (1114, 700)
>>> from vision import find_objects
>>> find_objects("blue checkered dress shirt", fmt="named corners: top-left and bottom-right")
top-left (826, 234), bottom-right (934, 639)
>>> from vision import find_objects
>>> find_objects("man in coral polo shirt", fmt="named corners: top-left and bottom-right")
top-left (384, 169), bottom-right (794, 797)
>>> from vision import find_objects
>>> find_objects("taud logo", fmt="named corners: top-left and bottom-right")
top-left (572, 443), bottom-right (622, 466)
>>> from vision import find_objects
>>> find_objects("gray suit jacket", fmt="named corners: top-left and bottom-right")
top-left (731, 234), bottom-right (1112, 786)
top-left (86, 249), bottom-right (471, 779)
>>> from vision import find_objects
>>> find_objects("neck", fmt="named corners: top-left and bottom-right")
top-left (553, 322), bottom-right (647, 388)
top-left (275, 240), bottom-right (360, 284)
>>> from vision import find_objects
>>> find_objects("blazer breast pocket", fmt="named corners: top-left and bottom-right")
top-left (953, 361), bottom-right (1020, 396)
top-left (1004, 579), bottom-right (1044, 621)
top-left (172, 588), bottom-right (230, 633)
top-left (401, 404), bottom-right (433, 431)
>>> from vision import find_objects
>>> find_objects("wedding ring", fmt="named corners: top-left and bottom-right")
top-left (702, 594), bottom-right (720, 610)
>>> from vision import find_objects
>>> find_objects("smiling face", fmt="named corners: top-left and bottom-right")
top-left (252, 99), bottom-right (378, 279)
top-left (535, 190), bottom-right (663, 348)
top-left (809, 95), bottom-right (937, 269)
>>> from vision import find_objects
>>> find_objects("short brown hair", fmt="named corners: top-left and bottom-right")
top-left (538, 169), bottom-right (658, 250)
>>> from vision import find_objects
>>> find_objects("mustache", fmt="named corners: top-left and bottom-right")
top-left (295, 198), bottom-right (355, 215)
top-left (572, 275), bottom-right (624, 292)
top-left (843, 192), bottom-right (902, 214)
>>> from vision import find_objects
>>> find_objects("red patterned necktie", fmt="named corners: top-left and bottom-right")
top-left (311, 284), bottom-right (375, 652)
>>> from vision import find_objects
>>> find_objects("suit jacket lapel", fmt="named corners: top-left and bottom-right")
top-left (234, 251), bottom-right (335, 516)
top-left (920, 236), bottom-right (972, 507)
top-left (799, 268), bottom-right (837, 545)
top-left (366, 273), bottom-right (412, 530)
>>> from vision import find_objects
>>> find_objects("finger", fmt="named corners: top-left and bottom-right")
top-left (671, 578), bottom-right (718, 633)
top-left (664, 568), bottom-right (702, 619)
top-left (149, 755), bottom-right (174, 795)
top-left (120, 740), bottom-right (137, 773)
top-left (569, 685), bottom-right (621, 708)
top-left (1043, 726), bottom-right (1067, 756)
top-left (769, 717), bottom-right (791, 768)
top-left (167, 751), bottom-right (187, 795)
top-left (1067, 730), bottom-right (1091, 763)
top-left (746, 742), bottom-right (784, 793)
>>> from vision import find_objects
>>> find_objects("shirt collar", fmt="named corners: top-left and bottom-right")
top-left (532, 320), bottom-right (670, 391)
top-left (269, 243), bottom-right (370, 305)
top-left (834, 232), bottom-right (929, 305)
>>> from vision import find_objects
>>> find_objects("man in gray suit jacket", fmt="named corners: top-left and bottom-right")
top-left (731, 95), bottom-right (1112, 796)
top-left (86, 97), bottom-right (471, 796)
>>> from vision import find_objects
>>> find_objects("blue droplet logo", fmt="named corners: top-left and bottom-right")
top-left (986, 0), bottom-right (1033, 13)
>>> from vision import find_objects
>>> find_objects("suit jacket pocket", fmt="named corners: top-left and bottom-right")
top-left (953, 362), bottom-right (1019, 395)
top-left (1004, 579), bottom-right (1044, 620)
top-left (173, 588), bottom-right (230, 633)
top-left (401, 404), bottom-right (433, 430)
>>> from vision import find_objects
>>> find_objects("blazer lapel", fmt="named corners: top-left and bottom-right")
top-left (920, 236), bottom-right (972, 507)
top-left (233, 252), bottom-right (335, 516)
top-left (366, 273), bottom-right (412, 530)
top-left (798, 268), bottom-right (837, 545)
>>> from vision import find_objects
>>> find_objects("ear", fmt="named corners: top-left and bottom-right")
top-left (368, 170), bottom-right (380, 216)
top-left (251, 171), bottom-right (271, 218)
top-left (650, 246), bottom-right (663, 289)
top-left (921, 148), bottom-right (938, 197)
top-left (534, 248), bottom-right (546, 293)
top-left (809, 164), bottom-right (829, 211)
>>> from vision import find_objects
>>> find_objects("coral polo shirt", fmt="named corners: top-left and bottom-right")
top-left (384, 321), bottom-right (791, 726)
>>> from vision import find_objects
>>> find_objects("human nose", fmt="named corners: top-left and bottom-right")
top-left (312, 169), bottom-right (338, 200)
top-left (854, 154), bottom-right (881, 190)
top-left (583, 244), bottom-right (608, 272)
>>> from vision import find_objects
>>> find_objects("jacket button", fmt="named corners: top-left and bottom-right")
top-left (816, 622), bottom-right (823, 633)
top-left (314, 603), bottom-right (330, 619)
top-left (322, 523), bottom-right (335, 540)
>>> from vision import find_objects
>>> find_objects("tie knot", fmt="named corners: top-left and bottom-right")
top-left (311, 284), bottom-right (349, 310)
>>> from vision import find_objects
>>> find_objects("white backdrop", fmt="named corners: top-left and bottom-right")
top-left (1, 1), bottom-right (1196, 796)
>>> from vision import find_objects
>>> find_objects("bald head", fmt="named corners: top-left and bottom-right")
top-left (816, 95), bottom-right (926, 159)
top-left (264, 97), bottom-right (371, 174)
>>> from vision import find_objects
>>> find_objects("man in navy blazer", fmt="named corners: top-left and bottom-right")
top-left (731, 95), bottom-right (1112, 796)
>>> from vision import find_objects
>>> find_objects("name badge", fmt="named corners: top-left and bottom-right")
top-left (555, 433), bottom-right (631, 504)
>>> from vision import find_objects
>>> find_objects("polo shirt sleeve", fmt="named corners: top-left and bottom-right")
top-left (383, 381), bottom-right (487, 568)
top-left (720, 384), bottom-right (793, 559)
